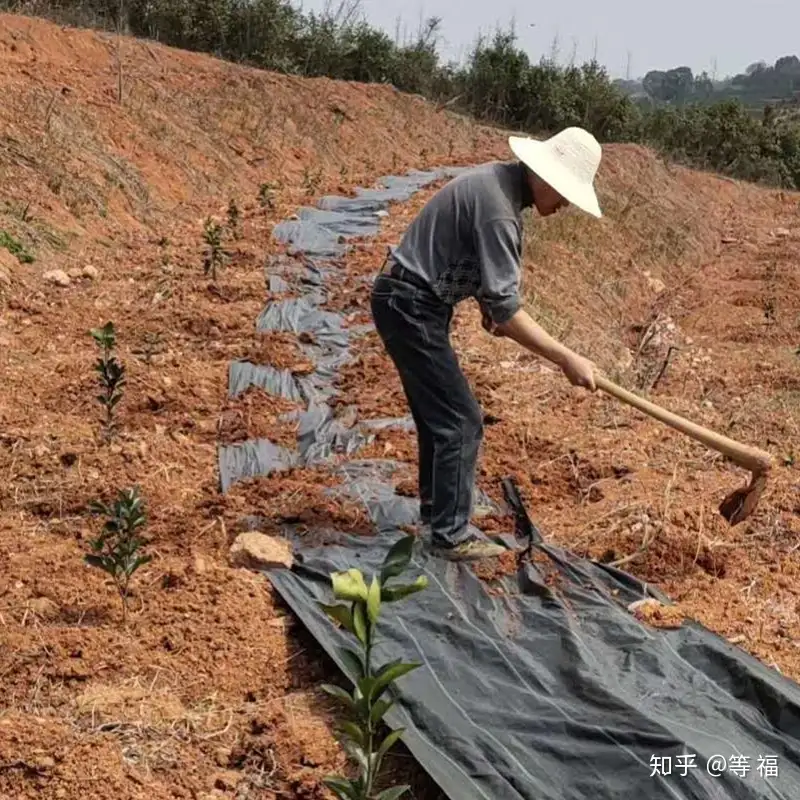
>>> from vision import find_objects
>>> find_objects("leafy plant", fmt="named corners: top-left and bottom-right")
top-left (258, 182), bottom-right (276, 210)
top-left (302, 165), bottom-right (323, 197)
top-left (227, 198), bottom-right (241, 238)
top-left (202, 217), bottom-right (225, 280)
top-left (0, 229), bottom-right (34, 263)
top-left (90, 321), bottom-right (126, 441)
top-left (319, 535), bottom-right (428, 800)
top-left (86, 487), bottom-right (151, 624)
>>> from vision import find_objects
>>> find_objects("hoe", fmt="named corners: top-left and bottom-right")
top-left (596, 376), bottom-right (773, 525)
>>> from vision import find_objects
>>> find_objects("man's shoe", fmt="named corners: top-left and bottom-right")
top-left (433, 537), bottom-right (506, 561)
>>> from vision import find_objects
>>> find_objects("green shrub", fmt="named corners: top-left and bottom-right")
top-left (319, 534), bottom-right (428, 799)
top-left (86, 487), bottom-right (151, 624)
top-left (90, 321), bottom-right (126, 441)
top-left (0, 229), bottom-right (34, 263)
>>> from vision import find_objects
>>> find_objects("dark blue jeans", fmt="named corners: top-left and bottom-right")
top-left (370, 272), bottom-right (482, 548)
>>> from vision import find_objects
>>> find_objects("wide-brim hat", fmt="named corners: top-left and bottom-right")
top-left (509, 127), bottom-right (603, 218)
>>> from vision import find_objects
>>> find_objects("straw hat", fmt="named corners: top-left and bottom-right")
top-left (509, 127), bottom-right (603, 218)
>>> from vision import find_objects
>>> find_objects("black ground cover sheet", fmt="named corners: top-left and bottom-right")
top-left (267, 481), bottom-right (800, 800)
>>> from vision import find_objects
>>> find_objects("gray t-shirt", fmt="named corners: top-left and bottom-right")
top-left (387, 160), bottom-right (533, 324)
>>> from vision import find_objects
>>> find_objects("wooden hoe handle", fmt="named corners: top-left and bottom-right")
top-left (594, 376), bottom-right (773, 475)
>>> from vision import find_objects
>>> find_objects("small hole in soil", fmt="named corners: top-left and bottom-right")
top-left (161, 571), bottom-right (183, 590)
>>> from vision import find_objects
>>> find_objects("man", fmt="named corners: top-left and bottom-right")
top-left (370, 127), bottom-right (603, 561)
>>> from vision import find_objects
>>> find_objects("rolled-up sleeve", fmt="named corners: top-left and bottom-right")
top-left (474, 217), bottom-right (522, 325)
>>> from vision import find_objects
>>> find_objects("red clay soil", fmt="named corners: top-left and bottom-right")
top-left (235, 332), bottom-right (315, 376)
top-left (217, 388), bottom-right (300, 448)
top-left (630, 598), bottom-right (686, 630)
top-left (1, 12), bottom-right (800, 800)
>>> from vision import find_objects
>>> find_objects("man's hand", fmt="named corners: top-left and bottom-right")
top-left (559, 352), bottom-right (596, 391)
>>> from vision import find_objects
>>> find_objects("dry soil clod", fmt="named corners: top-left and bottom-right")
top-left (229, 532), bottom-right (294, 571)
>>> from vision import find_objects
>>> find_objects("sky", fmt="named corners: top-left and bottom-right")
top-left (294, 0), bottom-right (800, 80)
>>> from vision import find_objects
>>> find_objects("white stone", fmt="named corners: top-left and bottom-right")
top-left (43, 269), bottom-right (70, 287)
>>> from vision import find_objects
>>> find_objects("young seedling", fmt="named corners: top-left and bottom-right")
top-left (258, 182), bottom-right (275, 210)
top-left (227, 198), bottom-right (241, 239)
top-left (203, 217), bottom-right (225, 280)
top-left (302, 166), bottom-right (322, 197)
top-left (764, 296), bottom-right (776, 323)
top-left (90, 321), bottom-right (126, 441)
top-left (319, 535), bottom-right (428, 800)
top-left (86, 487), bottom-right (151, 624)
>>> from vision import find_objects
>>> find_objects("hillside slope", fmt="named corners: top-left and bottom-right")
top-left (1, 13), bottom-right (799, 800)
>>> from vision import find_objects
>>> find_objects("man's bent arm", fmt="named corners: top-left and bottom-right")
top-left (472, 214), bottom-right (595, 390)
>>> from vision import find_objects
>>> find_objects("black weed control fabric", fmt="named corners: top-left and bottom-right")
top-left (268, 479), bottom-right (800, 800)
top-left (220, 167), bottom-right (800, 798)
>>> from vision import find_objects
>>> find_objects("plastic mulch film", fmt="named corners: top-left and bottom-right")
top-left (266, 477), bottom-right (800, 800)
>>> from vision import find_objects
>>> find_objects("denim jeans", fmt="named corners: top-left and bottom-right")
top-left (370, 271), bottom-right (483, 548)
